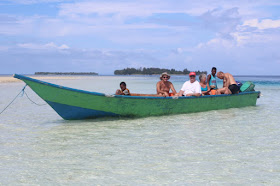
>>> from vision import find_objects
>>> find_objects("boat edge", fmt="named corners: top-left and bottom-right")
top-left (13, 74), bottom-right (260, 100)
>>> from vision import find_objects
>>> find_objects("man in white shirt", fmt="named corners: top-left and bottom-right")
top-left (178, 72), bottom-right (202, 97)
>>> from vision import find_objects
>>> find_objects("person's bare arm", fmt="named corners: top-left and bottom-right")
top-left (178, 90), bottom-right (184, 96)
top-left (201, 90), bottom-right (210, 95)
top-left (224, 75), bottom-right (230, 87)
top-left (115, 89), bottom-right (121, 95)
top-left (228, 74), bottom-right (237, 85)
top-left (193, 93), bottom-right (201, 97)
top-left (186, 93), bottom-right (201, 97)
top-left (223, 78), bottom-right (227, 87)
top-left (207, 74), bottom-right (211, 89)
top-left (170, 83), bottom-right (177, 94)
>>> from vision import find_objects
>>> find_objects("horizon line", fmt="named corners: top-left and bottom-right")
top-left (1, 74), bottom-right (280, 77)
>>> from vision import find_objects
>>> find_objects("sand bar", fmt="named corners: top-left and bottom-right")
top-left (0, 75), bottom-right (85, 83)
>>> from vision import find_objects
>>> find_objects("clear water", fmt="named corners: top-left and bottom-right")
top-left (0, 75), bottom-right (280, 185)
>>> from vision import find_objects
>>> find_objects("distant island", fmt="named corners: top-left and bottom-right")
top-left (35, 72), bottom-right (98, 75)
top-left (114, 68), bottom-right (207, 75)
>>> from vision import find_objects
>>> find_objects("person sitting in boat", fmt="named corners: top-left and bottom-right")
top-left (207, 67), bottom-right (218, 90)
top-left (216, 71), bottom-right (240, 95)
top-left (115, 82), bottom-right (130, 95)
top-left (178, 72), bottom-right (201, 97)
top-left (199, 73), bottom-right (211, 96)
top-left (156, 72), bottom-right (177, 97)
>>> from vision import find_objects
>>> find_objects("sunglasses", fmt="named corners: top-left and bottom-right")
top-left (190, 75), bottom-right (195, 78)
top-left (163, 76), bottom-right (169, 79)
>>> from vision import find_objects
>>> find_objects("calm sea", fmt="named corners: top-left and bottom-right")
top-left (0, 75), bottom-right (280, 185)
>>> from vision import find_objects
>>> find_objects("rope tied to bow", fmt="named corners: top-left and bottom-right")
top-left (0, 84), bottom-right (46, 116)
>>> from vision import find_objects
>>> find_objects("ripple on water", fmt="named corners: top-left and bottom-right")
top-left (0, 77), bottom-right (280, 184)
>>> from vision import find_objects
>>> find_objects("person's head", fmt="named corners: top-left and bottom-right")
top-left (120, 82), bottom-right (126, 91)
top-left (189, 72), bottom-right (196, 83)
top-left (211, 67), bottom-right (217, 76)
top-left (199, 73), bottom-right (207, 83)
top-left (160, 72), bottom-right (170, 81)
top-left (217, 71), bottom-right (224, 79)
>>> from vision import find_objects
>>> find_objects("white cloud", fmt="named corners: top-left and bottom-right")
top-left (1, 0), bottom-right (279, 43)
top-left (1, 39), bottom-right (280, 75)
top-left (17, 42), bottom-right (70, 50)
top-left (3, 0), bottom-right (71, 4)
top-left (227, 18), bottom-right (280, 46)
top-left (1, 0), bottom-right (280, 75)
top-left (243, 19), bottom-right (280, 29)
top-left (58, 1), bottom-right (174, 18)
top-left (196, 38), bottom-right (235, 49)
top-left (57, 0), bottom-right (280, 19)
top-left (0, 44), bottom-right (164, 74)
top-left (0, 46), bottom-right (10, 51)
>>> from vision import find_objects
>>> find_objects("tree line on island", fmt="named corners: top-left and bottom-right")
top-left (35, 72), bottom-right (98, 75)
top-left (114, 68), bottom-right (207, 75)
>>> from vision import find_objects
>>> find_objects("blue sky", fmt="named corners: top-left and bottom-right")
top-left (1, 0), bottom-right (280, 75)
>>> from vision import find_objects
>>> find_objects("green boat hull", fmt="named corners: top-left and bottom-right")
top-left (14, 74), bottom-right (260, 120)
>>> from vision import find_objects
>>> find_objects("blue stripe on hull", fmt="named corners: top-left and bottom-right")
top-left (46, 101), bottom-right (119, 120)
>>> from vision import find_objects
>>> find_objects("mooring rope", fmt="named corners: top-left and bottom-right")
top-left (24, 91), bottom-right (46, 106)
top-left (0, 84), bottom-right (46, 116)
top-left (0, 85), bottom-right (27, 115)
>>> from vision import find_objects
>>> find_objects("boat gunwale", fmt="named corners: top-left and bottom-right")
top-left (13, 74), bottom-right (260, 100)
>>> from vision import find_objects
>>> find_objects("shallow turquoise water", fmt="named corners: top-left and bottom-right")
top-left (0, 75), bottom-right (280, 184)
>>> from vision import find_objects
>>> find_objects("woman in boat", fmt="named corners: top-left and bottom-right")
top-left (199, 74), bottom-right (211, 95)
top-left (156, 72), bottom-right (177, 97)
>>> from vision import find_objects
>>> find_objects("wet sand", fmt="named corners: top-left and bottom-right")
top-left (0, 76), bottom-right (20, 83)
top-left (0, 75), bottom-right (84, 83)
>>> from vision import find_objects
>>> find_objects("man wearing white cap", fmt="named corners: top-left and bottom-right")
top-left (178, 72), bottom-right (202, 97)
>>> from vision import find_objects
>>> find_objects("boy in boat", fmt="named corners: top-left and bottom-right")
top-left (156, 72), bottom-right (177, 97)
top-left (178, 72), bottom-right (201, 97)
top-left (216, 71), bottom-right (240, 94)
top-left (115, 82), bottom-right (130, 95)
top-left (207, 67), bottom-right (218, 90)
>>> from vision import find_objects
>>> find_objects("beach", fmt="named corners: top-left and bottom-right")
top-left (0, 75), bottom-right (280, 185)
top-left (0, 75), bottom-right (86, 83)
top-left (0, 76), bottom-right (20, 83)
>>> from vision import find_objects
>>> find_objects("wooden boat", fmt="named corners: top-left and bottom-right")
top-left (14, 74), bottom-right (260, 120)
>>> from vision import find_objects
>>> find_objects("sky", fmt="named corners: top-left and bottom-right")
top-left (1, 0), bottom-right (280, 75)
